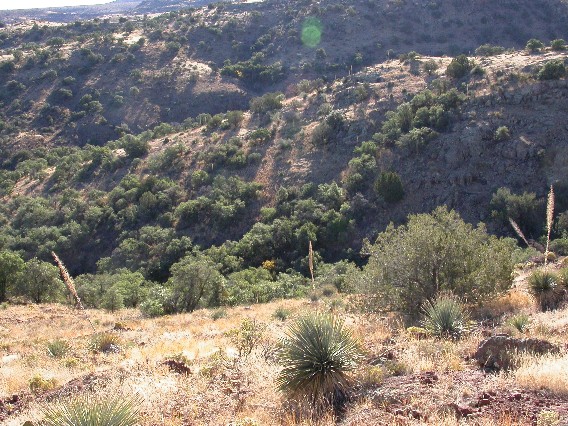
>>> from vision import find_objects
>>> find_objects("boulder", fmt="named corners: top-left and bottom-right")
top-left (474, 335), bottom-right (559, 370)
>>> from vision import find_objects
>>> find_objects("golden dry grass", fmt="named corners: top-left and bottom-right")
top-left (514, 353), bottom-right (568, 396)
top-left (1, 294), bottom-right (567, 425)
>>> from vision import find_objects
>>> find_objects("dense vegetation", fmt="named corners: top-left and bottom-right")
top-left (0, 0), bottom-right (567, 322)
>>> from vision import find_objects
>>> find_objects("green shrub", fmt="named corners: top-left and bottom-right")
top-left (357, 207), bottom-right (516, 316)
top-left (507, 313), bottom-right (530, 333)
top-left (41, 393), bottom-right (141, 426)
top-left (526, 38), bottom-right (545, 53)
top-left (537, 60), bottom-right (566, 80)
top-left (29, 374), bottom-right (57, 393)
top-left (475, 44), bottom-right (506, 56)
top-left (374, 171), bottom-right (404, 203)
top-left (445, 54), bottom-right (473, 78)
top-left (494, 126), bottom-right (511, 141)
top-left (250, 92), bottom-right (284, 114)
top-left (550, 39), bottom-right (566, 51)
top-left (421, 294), bottom-right (469, 339)
top-left (273, 306), bottom-right (292, 321)
top-left (211, 308), bottom-right (227, 320)
top-left (226, 318), bottom-right (266, 358)
top-left (47, 339), bottom-right (70, 358)
top-left (276, 313), bottom-right (363, 412)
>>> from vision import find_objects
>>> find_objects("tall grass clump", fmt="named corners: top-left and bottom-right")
top-left (276, 313), bottom-right (363, 414)
top-left (46, 339), bottom-right (70, 358)
top-left (41, 393), bottom-right (141, 426)
top-left (421, 294), bottom-right (469, 339)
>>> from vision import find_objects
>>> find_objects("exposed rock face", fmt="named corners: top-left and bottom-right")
top-left (474, 335), bottom-right (559, 370)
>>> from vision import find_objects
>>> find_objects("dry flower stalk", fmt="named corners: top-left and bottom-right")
top-left (52, 251), bottom-right (96, 332)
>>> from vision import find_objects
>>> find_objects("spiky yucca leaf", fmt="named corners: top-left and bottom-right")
top-left (421, 294), bottom-right (469, 339)
top-left (41, 393), bottom-right (141, 426)
top-left (276, 313), bottom-right (363, 411)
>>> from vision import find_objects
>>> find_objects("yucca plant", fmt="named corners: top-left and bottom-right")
top-left (421, 294), bottom-right (469, 339)
top-left (46, 339), bottom-right (70, 358)
top-left (276, 313), bottom-right (363, 413)
top-left (528, 270), bottom-right (562, 311)
top-left (507, 313), bottom-right (530, 333)
top-left (41, 393), bottom-right (141, 426)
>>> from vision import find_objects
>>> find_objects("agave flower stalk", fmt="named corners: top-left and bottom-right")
top-left (52, 252), bottom-right (96, 333)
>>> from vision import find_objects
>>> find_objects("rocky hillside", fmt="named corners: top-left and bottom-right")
top-left (0, 0), bottom-right (567, 278)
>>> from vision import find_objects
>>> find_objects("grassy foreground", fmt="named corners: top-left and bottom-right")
top-left (1, 274), bottom-right (568, 425)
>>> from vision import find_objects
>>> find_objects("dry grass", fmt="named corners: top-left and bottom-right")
top-left (514, 353), bottom-right (568, 396)
top-left (1, 292), bottom-right (568, 425)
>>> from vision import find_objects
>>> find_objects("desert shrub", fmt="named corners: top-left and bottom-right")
top-left (526, 38), bottom-right (545, 53)
top-left (550, 39), bottom-right (566, 51)
top-left (140, 286), bottom-right (172, 317)
top-left (41, 393), bottom-right (141, 426)
top-left (47, 339), bottom-right (70, 358)
top-left (528, 270), bottom-right (562, 311)
top-left (422, 59), bottom-right (439, 75)
top-left (445, 54), bottom-right (473, 78)
top-left (396, 126), bottom-right (438, 152)
top-left (101, 286), bottom-right (124, 312)
top-left (226, 318), bottom-right (266, 358)
top-left (211, 308), bottom-right (227, 320)
top-left (15, 259), bottom-right (61, 303)
top-left (537, 60), bottom-right (566, 80)
top-left (29, 374), bottom-right (57, 393)
top-left (494, 126), bottom-right (511, 141)
top-left (374, 171), bottom-right (404, 203)
top-left (250, 92), bottom-right (284, 114)
top-left (0, 250), bottom-right (25, 302)
top-left (276, 313), bottom-right (363, 413)
top-left (490, 187), bottom-right (544, 238)
top-left (356, 206), bottom-right (516, 316)
top-left (89, 332), bottom-right (122, 353)
top-left (248, 128), bottom-right (272, 144)
top-left (168, 254), bottom-right (225, 312)
top-left (421, 294), bottom-right (469, 339)
top-left (507, 313), bottom-right (530, 333)
top-left (475, 44), bottom-right (506, 56)
top-left (273, 306), bottom-right (292, 321)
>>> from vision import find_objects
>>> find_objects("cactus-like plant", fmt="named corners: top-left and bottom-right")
top-left (276, 313), bottom-right (363, 413)
top-left (41, 394), bottom-right (141, 426)
top-left (421, 294), bottom-right (469, 339)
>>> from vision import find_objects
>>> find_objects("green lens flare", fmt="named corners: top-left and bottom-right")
top-left (301, 17), bottom-right (322, 48)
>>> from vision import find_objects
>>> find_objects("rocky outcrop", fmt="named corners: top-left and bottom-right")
top-left (474, 335), bottom-right (559, 370)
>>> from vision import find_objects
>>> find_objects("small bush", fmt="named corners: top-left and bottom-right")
top-left (276, 313), bottom-right (363, 413)
top-left (475, 44), bottom-right (506, 56)
top-left (494, 126), bottom-right (511, 141)
top-left (47, 339), bottom-right (70, 358)
top-left (273, 306), bottom-right (292, 321)
top-left (445, 54), bottom-right (473, 79)
top-left (550, 39), bottom-right (566, 51)
top-left (374, 171), bottom-right (404, 203)
top-left (538, 60), bottom-right (566, 81)
top-left (226, 318), bottom-right (266, 358)
top-left (421, 294), bottom-right (469, 339)
top-left (526, 38), bottom-right (545, 53)
top-left (211, 308), bottom-right (227, 320)
top-left (41, 393), bottom-right (141, 426)
top-left (507, 313), bottom-right (530, 333)
top-left (29, 374), bottom-right (57, 393)
top-left (89, 332), bottom-right (122, 353)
